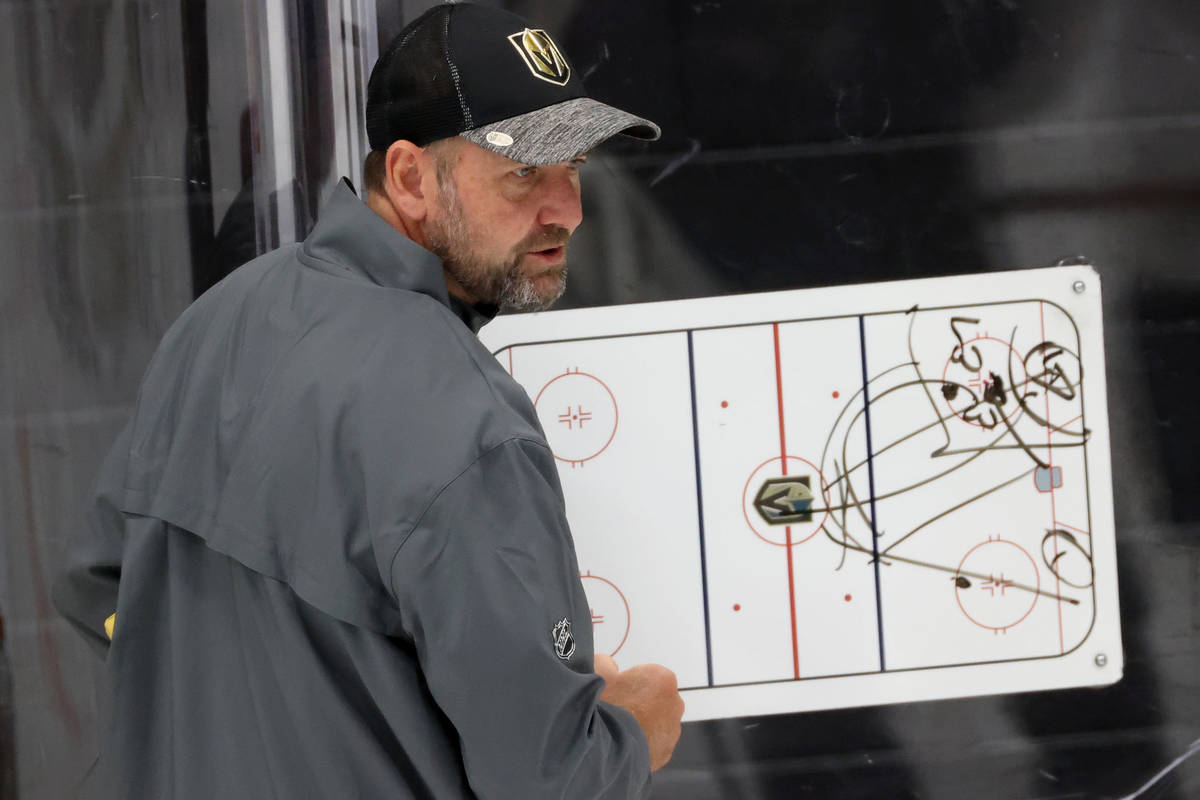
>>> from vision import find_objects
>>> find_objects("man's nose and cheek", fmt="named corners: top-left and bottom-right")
top-left (520, 162), bottom-right (585, 271)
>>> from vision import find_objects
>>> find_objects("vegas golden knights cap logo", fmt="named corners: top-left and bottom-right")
top-left (508, 28), bottom-right (571, 86)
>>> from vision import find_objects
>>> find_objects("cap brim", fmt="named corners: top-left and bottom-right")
top-left (460, 97), bottom-right (661, 166)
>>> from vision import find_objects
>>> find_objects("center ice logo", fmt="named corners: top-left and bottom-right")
top-left (753, 476), bottom-right (815, 524)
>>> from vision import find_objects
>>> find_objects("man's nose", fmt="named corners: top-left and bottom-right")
top-left (536, 167), bottom-right (583, 233)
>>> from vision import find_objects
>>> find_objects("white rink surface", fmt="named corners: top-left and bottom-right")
top-left (480, 266), bottom-right (1122, 721)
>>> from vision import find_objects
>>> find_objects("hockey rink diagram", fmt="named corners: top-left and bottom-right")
top-left (481, 267), bottom-right (1122, 721)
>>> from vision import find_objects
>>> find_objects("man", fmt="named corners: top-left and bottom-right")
top-left (53, 3), bottom-right (684, 797)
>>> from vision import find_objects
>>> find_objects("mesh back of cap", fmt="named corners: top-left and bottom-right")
top-left (365, 6), bottom-right (469, 150)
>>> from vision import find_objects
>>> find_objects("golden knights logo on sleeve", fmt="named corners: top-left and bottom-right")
top-left (552, 617), bottom-right (575, 660)
top-left (508, 28), bottom-right (571, 86)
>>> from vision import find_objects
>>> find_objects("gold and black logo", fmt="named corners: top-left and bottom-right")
top-left (508, 28), bottom-right (571, 86)
top-left (754, 476), bottom-right (815, 524)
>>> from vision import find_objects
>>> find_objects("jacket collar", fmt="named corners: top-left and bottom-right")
top-left (448, 295), bottom-right (499, 334)
top-left (300, 179), bottom-right (497, 334)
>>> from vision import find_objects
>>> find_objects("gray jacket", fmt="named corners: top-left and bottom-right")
top-left (53, 180), bottom-right (651, 799)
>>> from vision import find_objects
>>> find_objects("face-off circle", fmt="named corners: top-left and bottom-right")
top-left (742, 455), bottom-right (831, 547)
top-left (580, 571), bottom-right (630, 657)
top-left (941, 335), bottom-right (1029, 429)
top-left (954, 537), bottom-right (1040, 633)
top-left (534, 370), bottom-right (619, 466)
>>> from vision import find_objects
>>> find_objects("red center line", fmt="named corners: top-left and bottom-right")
top-left (508, 348), bottom-right (514, 377)
top-left (773, 323), bottom-right (801, 680)
top-left (1040, 302), bottom-right (1065, 654)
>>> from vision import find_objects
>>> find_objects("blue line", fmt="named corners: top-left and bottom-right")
top-left (858, 316), bottom-right (887, 672)
top-left (686, 331), bottom-right (715, 687)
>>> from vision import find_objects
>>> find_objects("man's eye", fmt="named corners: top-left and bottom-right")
top-left (513, 166), bottom-right (537, 178)
top-left (569, 156), bottom-right (589, 168)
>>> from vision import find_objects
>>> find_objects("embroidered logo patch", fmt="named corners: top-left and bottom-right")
top-left (508, 28), bottom-right (571, 86)
top-left (552, 617), bottom-right (576, 660)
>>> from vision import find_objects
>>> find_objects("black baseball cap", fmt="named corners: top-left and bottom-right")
top-left (365, 2), bottom-right (660, 165)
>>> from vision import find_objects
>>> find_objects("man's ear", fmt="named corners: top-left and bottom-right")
top-left (382, 140), bottom-right (435, 221)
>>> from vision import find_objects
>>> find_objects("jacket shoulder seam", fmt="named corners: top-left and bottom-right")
top-left (385, 436), bottom-right (550, 598)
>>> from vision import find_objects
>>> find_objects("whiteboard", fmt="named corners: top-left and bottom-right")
top-left (479, 266), bottom-right (1122, 722)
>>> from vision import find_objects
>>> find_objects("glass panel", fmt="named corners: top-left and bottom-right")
top-left (4, 1), bottom-right (1197, 797)
top-left (0, 1), bottom-right (374, 796)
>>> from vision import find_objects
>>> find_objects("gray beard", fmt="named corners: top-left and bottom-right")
top-left (442, 248), bottom-right (568, 313)
top-left (425, 176), bottom-right (568, 313)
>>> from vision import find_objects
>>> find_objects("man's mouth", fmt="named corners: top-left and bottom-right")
top-left (520, 225), bottom-right (571, 266)
top-left (526, 245), bottom-right (566, 265)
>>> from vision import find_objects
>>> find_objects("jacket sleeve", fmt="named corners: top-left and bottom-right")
top-left (388, 437), bottom-right (652, 800)
top-left (52, 420), bottom-right (131, 658)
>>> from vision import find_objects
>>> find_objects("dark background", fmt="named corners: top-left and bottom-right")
top-left (1, 0), bottom-right (1197, 797)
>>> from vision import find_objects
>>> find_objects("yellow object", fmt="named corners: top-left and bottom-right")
top-left (104, 613), bottom-right (116, 640)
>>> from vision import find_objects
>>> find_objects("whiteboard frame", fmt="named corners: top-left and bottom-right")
top-left (480, 266), bottom-right (1122, 721)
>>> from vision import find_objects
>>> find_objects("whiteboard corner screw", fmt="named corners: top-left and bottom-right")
top-left (1072, 280), bottom-right (1086, 294)
top-left (1095, 653), bottom-right (1107, 667)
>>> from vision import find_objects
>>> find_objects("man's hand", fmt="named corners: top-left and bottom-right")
top-left (594, 654), bottom-right (684, 771)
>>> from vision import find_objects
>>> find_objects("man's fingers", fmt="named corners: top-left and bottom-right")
top-left (594, 653), bottom-right (619, 684)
